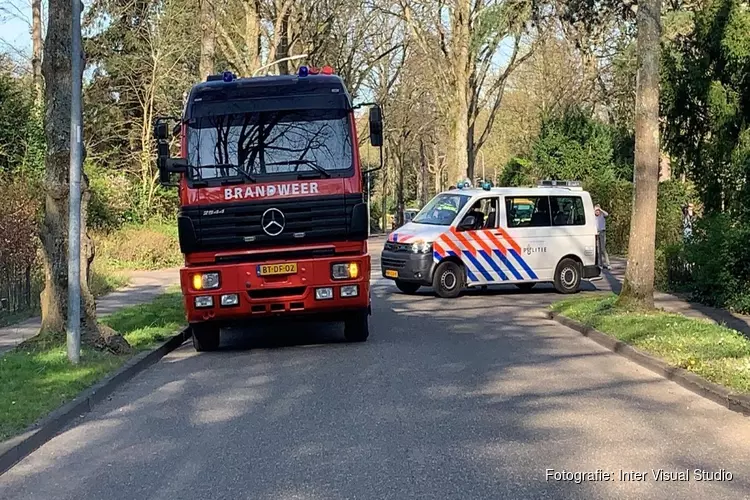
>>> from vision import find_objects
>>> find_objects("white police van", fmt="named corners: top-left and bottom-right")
top-left (380, 180), bottom-right (601, 297)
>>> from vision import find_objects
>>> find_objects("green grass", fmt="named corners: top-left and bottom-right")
top-left (90, 267), bottom-right (129, 297)
top-left (551, 294), bottom-right (750, 393)
top-left (0, 291), bottom-right (184, 441)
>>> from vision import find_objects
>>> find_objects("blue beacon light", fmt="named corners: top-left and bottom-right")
top-left (298, 66), bottom-right (309, 77)
top-left (222, 71), bottom-right (234, 82)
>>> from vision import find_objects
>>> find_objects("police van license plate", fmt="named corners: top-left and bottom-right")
top-left (385, 269), bottom-right (398, 278)
top-left (258, 263), bottom-right (298, 276)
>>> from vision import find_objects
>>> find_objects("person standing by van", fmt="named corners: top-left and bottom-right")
top-left (594, 204), bottom-right (610, 269)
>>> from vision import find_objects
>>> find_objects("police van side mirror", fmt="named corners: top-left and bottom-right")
top-left (458, 215), bottom-right (476, 231)
top-left (369, 105), bottom-right (383, 147)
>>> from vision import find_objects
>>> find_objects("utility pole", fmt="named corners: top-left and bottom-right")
top-left (67, 0), bottom-right (83, 364)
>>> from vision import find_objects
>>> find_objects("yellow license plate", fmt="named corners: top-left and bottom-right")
top-left (258, 263), bottom-right (298, 276)
top-left (385, 269), bottom-right (398, 278)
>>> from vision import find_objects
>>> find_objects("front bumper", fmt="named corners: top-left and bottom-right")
top-left (381, 250), bottom-right (434, 285)
top-left (182, 254), bottom-right (370, 324)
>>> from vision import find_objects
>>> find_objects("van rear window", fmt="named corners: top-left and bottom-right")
top-left (550, 196), bottom-right (586, 226)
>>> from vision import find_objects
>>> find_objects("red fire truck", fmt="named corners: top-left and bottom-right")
top-left (154, 66), bottom-right (382, 351)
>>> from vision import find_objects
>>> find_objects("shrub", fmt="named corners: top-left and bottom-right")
top-left (584, 173), bottom-right (632, 255)
top-left (681, 214), bottom-right (750, 313)
top-left (86, 161), bottom-right (137, 230)
top-left (0, 174), bottom-right (41, 317)
top-left (93, 220), bottom-right (182, 271)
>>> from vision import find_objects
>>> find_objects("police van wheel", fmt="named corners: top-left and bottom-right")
top-left (344, 311), bottom-right (369, 342)
top-left (433, 261), bottom-right (464, 298)
top-left (554, 258), bottom-right (582, 294)
top-left (192, 323), bottom-right (220, 352)
top-left (395, 280), bottom-right (421, 295)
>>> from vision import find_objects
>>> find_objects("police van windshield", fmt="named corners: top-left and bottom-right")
top-left (187, 108), bottom-right (354, 182)
top-left (413, 193), bottom-right (470, 226)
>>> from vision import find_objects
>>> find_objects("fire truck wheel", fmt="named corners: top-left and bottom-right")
top-left (432, 261), bottom-right (464, 298)
top-left (192, 323), bottom-right (220, 351)
top-left (395, 280), bottom-right (421, 295)
top-left (344, 311), bottom-right (369, 342)
top-left (554, 258), bottom-right (582, 294)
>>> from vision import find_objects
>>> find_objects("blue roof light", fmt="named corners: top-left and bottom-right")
top-left (222, 71), bottom-right (234, 82)
top-left (298, 66), bottom-right (309, 77)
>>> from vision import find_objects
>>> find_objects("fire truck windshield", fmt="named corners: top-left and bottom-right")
top-left (187, 108), bottom-right (354, 183)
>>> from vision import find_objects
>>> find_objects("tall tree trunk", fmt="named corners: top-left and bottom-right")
top-left (199, 0), bottom-right (215, 79)
top-left (397, 151), bottom-right (404, 227)
top-left (419, 139), bottom-right (428, 206)
top-left (447, 2), bottom-right (471, 183)
top-left (40, 0), bottom-right (130, 352)
top-left (617, 0), bottom-right (661, 309)
top-left (467, 119), bottom-right (476, 182)
top-left (32, 0), bottom-right (43, 104)
top-left (448, 92), bottom-right (470, 184)
top-left (277, 13), bottom-right (291, 74)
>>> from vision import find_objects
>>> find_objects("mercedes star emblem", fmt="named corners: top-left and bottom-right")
top-left (261, 208), bottom-right (285, 236)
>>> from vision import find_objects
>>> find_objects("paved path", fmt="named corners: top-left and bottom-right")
top-left (602, 257), bottom-right (750, 337)
top-left (2, 239), bottom-right (749, 499)
top-left (0, 268), bottom-right (180, 355)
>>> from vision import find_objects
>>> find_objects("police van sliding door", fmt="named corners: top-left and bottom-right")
top-left (500, 194), bottom-right (590, 282)
top-left (500, 195), bottom-right (554, 281)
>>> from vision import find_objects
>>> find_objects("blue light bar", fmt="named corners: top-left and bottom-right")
top-left (298, 66), bottom-right (309, 77)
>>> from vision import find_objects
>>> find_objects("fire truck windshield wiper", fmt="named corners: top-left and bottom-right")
top-left (194, 164), bottom-right (257, 183)
top-left (266, 160), bottom-right (332, 178)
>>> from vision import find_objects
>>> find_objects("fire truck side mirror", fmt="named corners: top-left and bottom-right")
top-left (154, 122), bottom-right (168, 140)
top-left (369, 106), bottom-right (383, 147)
top-left (157, 141), bottom-right (172, 185)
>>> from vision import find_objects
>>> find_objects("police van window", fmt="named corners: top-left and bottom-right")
top-left (413, 193), bottom-right (471, 226)
top-left (506, 196), bottom-right (552, 228)
top-left (464, 197), bottom-right (497, 230)
top-left (550, 196), bottom-right (586, 226)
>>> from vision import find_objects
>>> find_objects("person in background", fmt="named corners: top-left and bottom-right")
top-left (594, 204), bottom-right (610, 270)
top-left (682, 203), bottom-right (694, 240)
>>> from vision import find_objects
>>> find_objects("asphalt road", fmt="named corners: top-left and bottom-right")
top-left (2, 237), bottom-right (750, 499)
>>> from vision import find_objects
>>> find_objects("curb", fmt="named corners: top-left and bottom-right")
top-left (0, 328), bottom-right (189, 476)
top-left (547, 311), bottom-right (750, 417)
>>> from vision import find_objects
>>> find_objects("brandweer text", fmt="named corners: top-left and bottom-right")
top-left (224, 182), bottom-right (319, 200)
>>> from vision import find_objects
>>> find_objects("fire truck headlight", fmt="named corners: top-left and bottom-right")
top-left (331, 263), bottom-right (359, 280)
top-left (220, 294), bottom-right (239, 307)
top-left (341, 285), bottom-right (359, 298)
top-left (192, 272), bottom-right (220, 290)
top-left (411, 241), bottom-right (432, 254)
top-left (194, 296), bottom-right (213, 308)
top-left (315, 287), bottom-right (334, 300)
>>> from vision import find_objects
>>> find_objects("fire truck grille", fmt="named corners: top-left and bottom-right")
top-left (178, 194), bottom-right (365, 253)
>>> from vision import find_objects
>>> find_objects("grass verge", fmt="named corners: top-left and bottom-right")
top-left (551, 294), bottom-right (750, 394)
top-left (0, 291), bottom-right (184, 441)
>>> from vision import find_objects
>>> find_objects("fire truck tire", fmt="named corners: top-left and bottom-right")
top-left (432, 261), bottom-right (464, 298)
top-left (344, 311), bottom-right (369, 342)
top-left (192, 323), bottom-right (220, 351)
top-left (554, 258), bottom-right (582, 294)
top-left (395, 280), bottom-right (421, 295)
